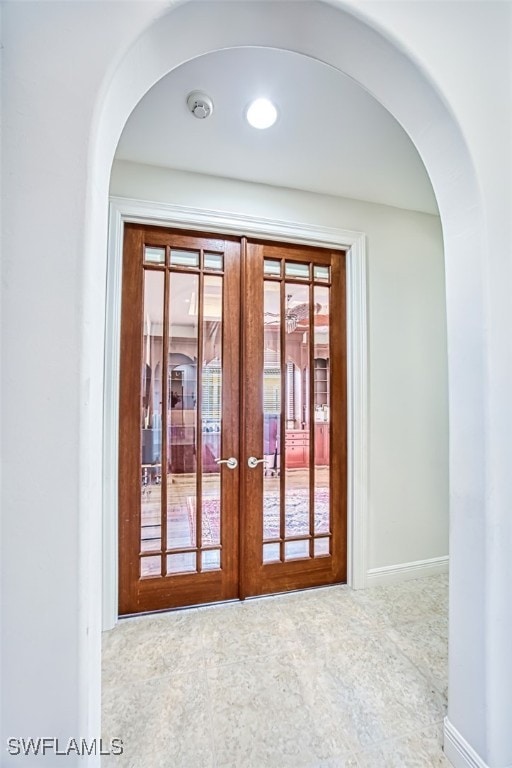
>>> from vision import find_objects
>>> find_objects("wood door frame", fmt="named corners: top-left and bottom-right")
top-left (118, 226), bottom-right (242, 614)
top-left (242, 240), bottom-right (347, 597)
top-left (103, 197), bottom-right (369, 629)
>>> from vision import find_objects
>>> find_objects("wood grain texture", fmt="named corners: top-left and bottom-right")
top-left (119, 224), bottom-right (145, 614)
top-left (119, 227), bottom-right (346, 613)
top-left (242, 240), bottom-right (347, 597)
top-left (330, 250), bottom-right (348, 583)
top-left (119, 225), bottom-right (241, 614)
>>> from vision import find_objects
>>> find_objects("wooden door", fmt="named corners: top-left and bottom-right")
top-left (119, 225), bottom-right (241, 614)
top-left (241, 240), bottom-right (346, 597)
top-left (118, 226), bottom-right (346, 614)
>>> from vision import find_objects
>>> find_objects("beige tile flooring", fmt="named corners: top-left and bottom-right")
top-left (102, 574), bottom-right (450, 767)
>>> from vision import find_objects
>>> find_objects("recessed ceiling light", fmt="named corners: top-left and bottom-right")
top-left (246, 98), bottom-right (277, 129)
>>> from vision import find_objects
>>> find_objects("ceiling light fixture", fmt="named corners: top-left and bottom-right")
top-left (246, 98), bottom-right (277, 129)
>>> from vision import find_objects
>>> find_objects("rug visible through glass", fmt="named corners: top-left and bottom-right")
top-left (187, 488), bottom-right (329, 545)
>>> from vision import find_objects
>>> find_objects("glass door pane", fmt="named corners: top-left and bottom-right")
top-left (166, 270), bottom-right (199, 573)
top-left (284, 280), bottom-right (311, 556)
top-left (119, 226), bottom-right (240, 614)
top-left (242, 243), bottom-right (346, 598)
top-left (140, 270), bottom-right (164, 576)
top-left (314, 286), bottom-right (330, 547)
top-left (165, 267), bottom-right (226, 574)
top-left (263, 280), bottom-right (281, 562)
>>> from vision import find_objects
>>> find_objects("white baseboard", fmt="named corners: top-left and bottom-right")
top-left (366, 555), bottom-right (449, 586)
top-left (443, 717), bottom-right (489, 768)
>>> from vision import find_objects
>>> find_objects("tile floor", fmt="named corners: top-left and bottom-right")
top-left (102, 573), bottom-right (450, 767)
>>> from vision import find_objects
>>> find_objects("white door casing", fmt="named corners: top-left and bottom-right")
top-left (103, 196), bottom-right (369, 628)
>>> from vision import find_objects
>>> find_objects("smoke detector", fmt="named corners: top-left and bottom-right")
top-left (187, 91), bottom-right (214, 120)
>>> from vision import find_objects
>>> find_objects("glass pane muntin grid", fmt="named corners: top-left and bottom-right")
top-left (139, 243), bottom-right (226, 579)
top-left (262, 255), bottom-right (332, 565)
top-left (169, 248), bottom-right (225, 273)
top-left (144, 247), bottom-right (225, 273)
top-left (264, 258), bottom-right (331, 285)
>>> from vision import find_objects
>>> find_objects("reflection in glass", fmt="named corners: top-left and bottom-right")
top-left (166, 273), bottom-right (198, 563)
top-left (260, 264), bottom-right (334, 567)
top-left (144, 246), bottom-right (166, 264)
top-left (314, 537), bottom-right (330, 557)
top-left (284, 283), bottom-right (310, 539)
top-left (166, 552), bottom-right (196, 574)
top-left (285, 540), bottom-right (309, 560)
top-left (202, 550), bottom-right (221, 571)
top-left (263, 281), bottom-right (281, 552)
top-left (137, 246), bottom-right (231, 581)
top-left (140, 519), bottom-right (161, 553)
top-left (170, 250), bottom-right (199, 268)
top-left (264, 259), bottom-right (281, 277)
top-left (314, 286), bottom-right (330, 544)
top-left (263, 543), bottom-right (280, 563)
top-left (285, 261), bottom-right (310, 279)
top-left (313, 265), bottom-right (330, 281)
top-left (140, 556), bottom-right (161, 578)
top-left (202, 276), bottom-right (223, 551)
top-left (204, 252), bottom-right (223, 271)
top-left (140, 270), bottom-right (163, 556)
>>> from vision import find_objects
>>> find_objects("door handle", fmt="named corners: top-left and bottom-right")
top-left (215, 457), bottom-right (238, 469)
top-left (247, 456), bottom-right (268, 469)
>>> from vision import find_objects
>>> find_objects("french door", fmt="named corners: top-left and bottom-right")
top-left (118, 224), bottom-right (346, 615)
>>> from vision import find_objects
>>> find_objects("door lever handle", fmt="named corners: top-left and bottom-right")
top-left (247, 456), bottom-right (268, 469)
top-left (215, 457), bottom-right (238, 469)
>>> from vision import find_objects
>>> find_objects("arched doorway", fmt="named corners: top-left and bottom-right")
top-left (80, 1), bottom-right (498, 764)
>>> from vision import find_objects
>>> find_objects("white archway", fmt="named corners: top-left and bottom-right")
top-left (36, 1), bottom-right (509, 766)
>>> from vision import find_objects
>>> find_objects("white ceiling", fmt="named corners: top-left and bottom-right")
top-left (116, 47), bottom-right (438, 215)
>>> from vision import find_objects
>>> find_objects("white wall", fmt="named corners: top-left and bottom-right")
top-left (343, 5), bottom-right (512, 763)
top-left (110, 160), bottom-right (449, 572)
top-left (2, 2), bottom-right (511, 766)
